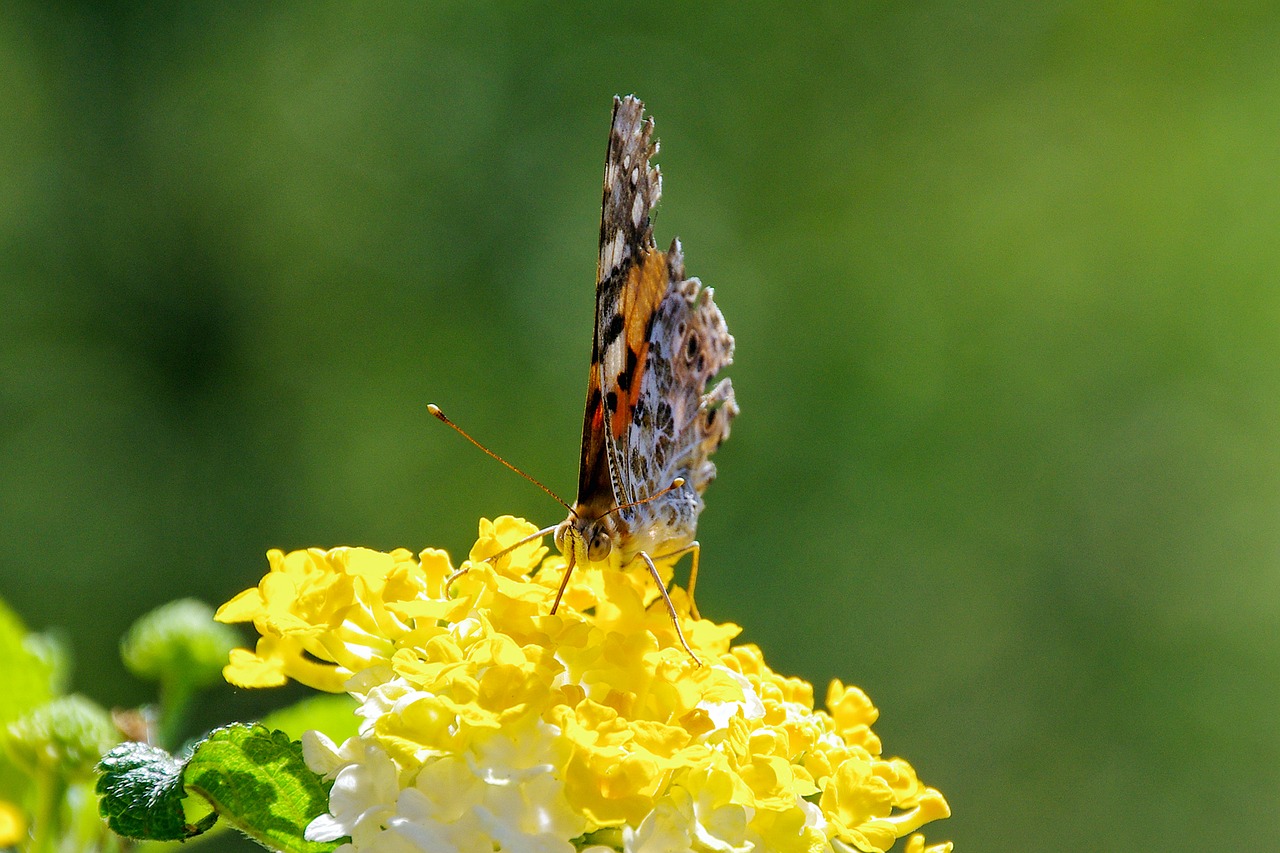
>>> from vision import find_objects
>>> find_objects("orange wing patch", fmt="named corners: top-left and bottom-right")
top-left (606, 249), bottom-right (667, 438)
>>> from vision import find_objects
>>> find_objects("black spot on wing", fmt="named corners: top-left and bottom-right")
top-left (616, 347), bottom-right (640, 392)
top-left (603, 312), bottom-right (624, 348)
top-left (655, 399), bottom-right (672, 429)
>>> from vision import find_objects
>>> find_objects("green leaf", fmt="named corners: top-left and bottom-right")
top-left (577, 827), bottom-right (624, 850)
top-left (0, 597), bottom-right (56, 726)
top-left (97, 724), bottom-right (338, 853)
top-left (260, 693), bottom-right (359, 743)
top-left (188, 724), bottom-right (337, 852)
top-left (97, 740), bottom-right (214, 842)
top-left (0, 597), bottom-right (63, 806)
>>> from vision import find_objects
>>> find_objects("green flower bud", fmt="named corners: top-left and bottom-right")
top-left (5, 695), bottom-right (117, 779)
top-left (120, 599), bottom-right (238, 690)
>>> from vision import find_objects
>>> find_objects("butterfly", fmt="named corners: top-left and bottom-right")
top-left (432, 95), bottom-right (736, 664)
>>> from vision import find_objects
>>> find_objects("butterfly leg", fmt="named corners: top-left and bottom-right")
top-left (654, 540), bottom-right (702, 621)
top-left (638, 550), bottom-right (702, 666)
top-left (550, 548), bottom-right (577, 615)
top-left (445, 524), bottom-right (557, 588)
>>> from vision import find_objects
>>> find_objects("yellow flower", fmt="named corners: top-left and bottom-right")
top-left (220, 517), bottom-right (952, 852)
top-left (0, 801), bottom-right (25, 848)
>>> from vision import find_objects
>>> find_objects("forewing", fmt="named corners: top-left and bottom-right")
top-left (577, 95), bottom-right (666, 509)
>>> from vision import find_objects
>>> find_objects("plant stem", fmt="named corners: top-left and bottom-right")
top-left (28, 767), bottom-right (66, 853)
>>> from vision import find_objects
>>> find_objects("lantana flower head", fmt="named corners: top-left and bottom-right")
top-left (216, 516), bottom-right (951, 853)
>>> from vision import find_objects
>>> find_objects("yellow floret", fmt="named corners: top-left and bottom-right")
top-left (220, 516), bottom-right (952, 852)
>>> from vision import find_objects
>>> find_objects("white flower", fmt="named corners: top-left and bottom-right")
top-left (624, 791), bottom-right (695, 853)
top-left (696, 666), bottom-right (765, 731)
top-left (303, 733), bottom-right (399, 847)
top-left (686, 773), bottom-right (752, 853)
top-left (304, 678), bottom-right (586, 852)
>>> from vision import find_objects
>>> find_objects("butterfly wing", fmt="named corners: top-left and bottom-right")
top-left (615, 238), bottom-right (737, 559)
top-left (575, 95), bottom-right (668, 514)
top-left (584, 96), bottom-right (738, 557)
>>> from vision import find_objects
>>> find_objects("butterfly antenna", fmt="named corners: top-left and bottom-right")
top-left (604, 477), bottom-right (687, 518)
top-left (428, 404), bottom-right (574, 514)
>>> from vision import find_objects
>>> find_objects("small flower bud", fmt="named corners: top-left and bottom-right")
top-left (121, 599), bottom-right (238, 690)
top-left (5, 695), bottom-right (117, 779)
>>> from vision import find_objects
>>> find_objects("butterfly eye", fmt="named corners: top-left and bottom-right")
top-left (587, 527), bottom-right (612, 563)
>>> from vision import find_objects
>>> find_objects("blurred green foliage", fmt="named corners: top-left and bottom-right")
top-left (3, 2), bottom-right (1278, 849)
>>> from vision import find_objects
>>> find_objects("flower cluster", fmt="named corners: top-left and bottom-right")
top-left (216, 517), bottom-right (951, 853)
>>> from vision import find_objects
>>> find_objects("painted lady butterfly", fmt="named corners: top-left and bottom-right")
top-left (433, 95), bottom-right (736, 663)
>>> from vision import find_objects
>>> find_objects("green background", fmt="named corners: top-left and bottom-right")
top-left (3, 3), bottom-right (1277, 850)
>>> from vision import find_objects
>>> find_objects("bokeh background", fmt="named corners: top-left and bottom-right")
top-left (3, 3), bottom-right (1278, 850)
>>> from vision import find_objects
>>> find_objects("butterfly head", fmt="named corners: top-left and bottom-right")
top-left (554, 509), bottom-right (616, 566)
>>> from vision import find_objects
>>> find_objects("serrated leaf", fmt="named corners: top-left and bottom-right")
top-left (97, 725), bottom-right (337, 852)
top-left (185, 724), bottom-right (338, 853)
top-left (96, 741), bottom-right (216, 841)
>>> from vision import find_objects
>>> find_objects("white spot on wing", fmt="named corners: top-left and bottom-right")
top-left (601, 229), bottom-right (625, 274)
top-left (631, 193), bottom-right (644, 227)
top-left (602, 325), bottom-right (625, 387)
